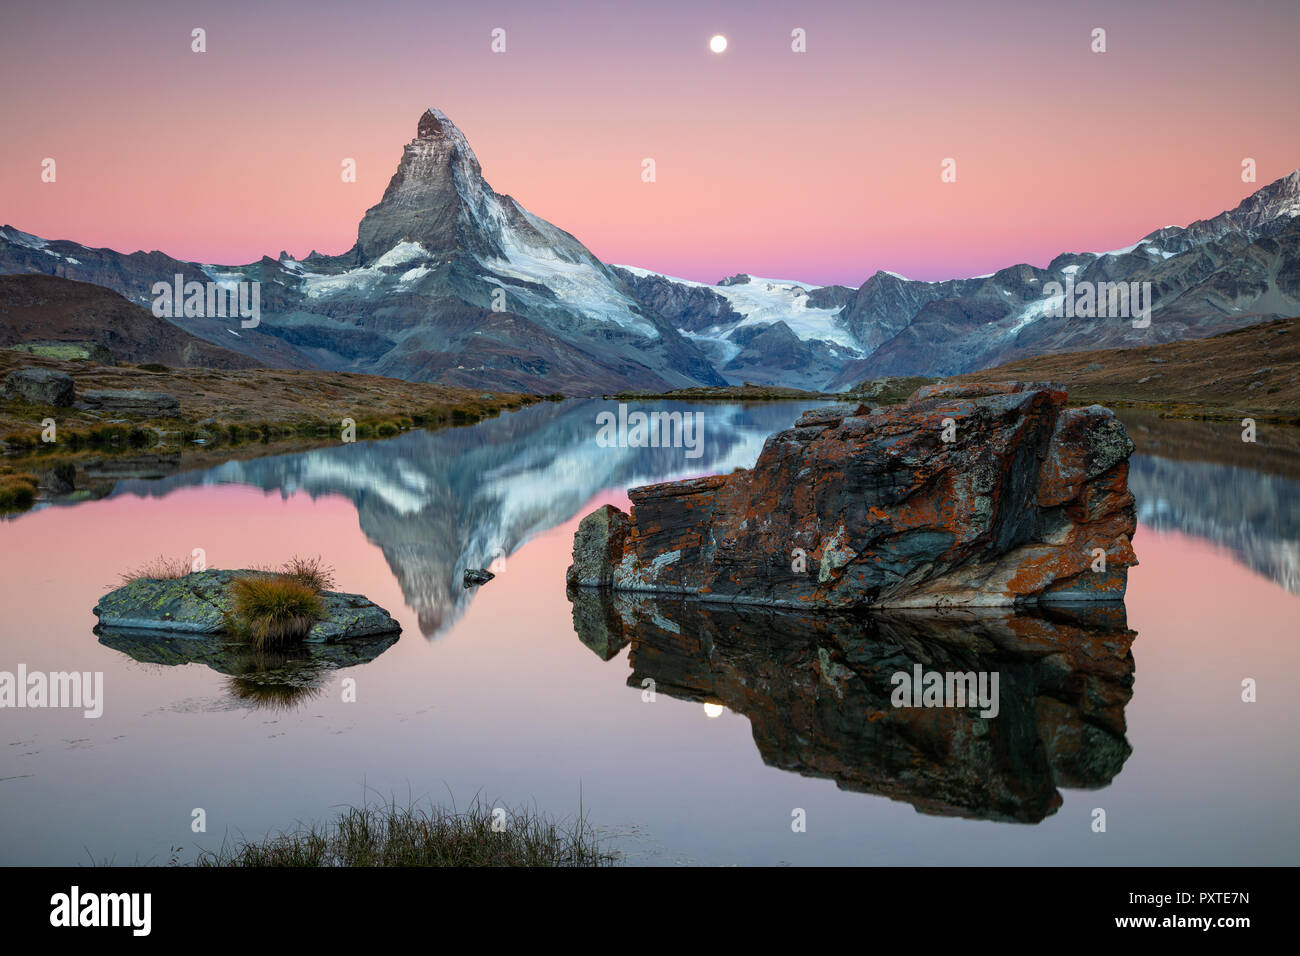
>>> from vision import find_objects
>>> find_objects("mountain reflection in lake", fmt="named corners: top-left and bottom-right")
top-left (105, 400), bottom-right (822, 637)
top-left (2, 400), bottom-right (1297, 865)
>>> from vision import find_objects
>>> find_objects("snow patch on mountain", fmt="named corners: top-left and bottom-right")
top-left (0, 226), bottom-right (48, 250)
top-left (1007, 288), bottom-right (1067, 335)
top-left (399, 266), bottom-right (432, 284)
top-left (484, 244), bottom-right (658, 337)
top-left (372, 242), bottom-right (429, 269)
top-left (616, 265), bottom-right (858, 352)
top-left (299, 265), bottom-right (392, 299)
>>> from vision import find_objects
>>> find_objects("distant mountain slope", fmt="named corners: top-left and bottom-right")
top-left (610, 267), bottom-right (860, 389)
top-left (824, 171), bottom-right (1300, 384)
top-left (617, 171), bottom-right (1300, 389)
top-left (0, 274), bottom-right (260, 369)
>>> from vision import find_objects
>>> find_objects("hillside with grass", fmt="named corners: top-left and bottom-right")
top-left (952, 316), bottom-right (1300, 420)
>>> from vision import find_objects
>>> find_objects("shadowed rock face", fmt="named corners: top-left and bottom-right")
top-left (568, 382), bottom-right (1138, 608)
top-left (569, 589), bottom-right (1135, 823)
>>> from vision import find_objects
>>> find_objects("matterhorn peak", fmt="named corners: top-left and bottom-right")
top-left (356, 107), bottom-right (491, 262)
top-left (414, 107), bottom-right (481, 164)
top-left (417, 108), bottom-right (445, 138)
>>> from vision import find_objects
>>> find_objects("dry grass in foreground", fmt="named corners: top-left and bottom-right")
top-left (197, 797), bottom-right (619, 867)
top-left (0, 470), bottom-right (38, 511)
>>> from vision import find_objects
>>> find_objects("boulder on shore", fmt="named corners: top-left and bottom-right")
top-left (2, 367), bottom-right (75, 406)
top-left (567, 381), bottom-right (1138, 609)
top-left (93, 569), bottom-right (401, 643)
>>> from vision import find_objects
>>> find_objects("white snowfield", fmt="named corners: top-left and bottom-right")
top-left (482, 206), bottom-right (659, 338)
top-left (614, 264), bottom-right (861, 353)
top-left (209, 243), bottom-right (434, 300)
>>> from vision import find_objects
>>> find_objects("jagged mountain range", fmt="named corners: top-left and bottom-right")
top-left (2, 107), bottom-right (1297, 394)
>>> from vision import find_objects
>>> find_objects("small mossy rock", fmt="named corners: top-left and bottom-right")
top-left (93, 569), bottom-right (400, 643)
top-left (97, 628), bottom-right (398, 675)
top-left (3, 367), bottom-right (75, 406)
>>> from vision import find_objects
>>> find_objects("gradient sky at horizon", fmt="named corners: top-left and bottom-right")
top-left (2, 0), bottom-right (1298, 286)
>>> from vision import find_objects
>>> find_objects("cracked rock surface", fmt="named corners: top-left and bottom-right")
top-left (567, 382), bottom-right (1138, 609)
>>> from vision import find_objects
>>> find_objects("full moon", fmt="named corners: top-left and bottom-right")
top-left (709, 34), bottom-right (727, 54)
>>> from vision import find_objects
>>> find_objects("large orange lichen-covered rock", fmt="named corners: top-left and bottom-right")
top-left (567, 382), bottom-right (1137, 608)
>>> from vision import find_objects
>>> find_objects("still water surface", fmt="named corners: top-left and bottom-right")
top-left (1, 400), bottom-right (1297, 864)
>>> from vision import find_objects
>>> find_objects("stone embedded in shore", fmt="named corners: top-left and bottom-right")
top-left (566, 381), bottom-right (1138, 609)
top-left (80, 389), bottom-right (179, 417)
top-left (3, 367), bottom-right (75, 406)
top-left (93, 568), bottom-right (401, 643)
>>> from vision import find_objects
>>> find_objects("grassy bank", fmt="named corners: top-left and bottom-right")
top-left (952, 317), bottom-right (1300, 422)
top-left (0, 352), bottom-right (549, 453)
top-left (196, 797), bottom-right (619, 867)
top-left (0, 353), bottom-right (558, 513)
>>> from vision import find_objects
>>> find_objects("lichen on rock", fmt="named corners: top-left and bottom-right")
top-left (567, 382), bottom-right (1138, 609)
top-left (93, 568), bottom-right (401, 643)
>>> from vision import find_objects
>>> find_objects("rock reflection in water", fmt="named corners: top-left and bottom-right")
top-left (96, 627), bottom-right (398, 711)
top-left (569, 589), bottom-right (1135, 823)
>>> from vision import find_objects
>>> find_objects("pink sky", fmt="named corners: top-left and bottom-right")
top-left (2, 0), bottom-right (1298, 286)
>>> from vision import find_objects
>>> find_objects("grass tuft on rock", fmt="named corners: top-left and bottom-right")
top-left (276, 554), bottom-right (336, 593)
top-left (229, 575), bottom-right (324, 649)
top-left (196, 797), bottom-right (618, 867)
top-left (118, 554), bottom-right (194, 584)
